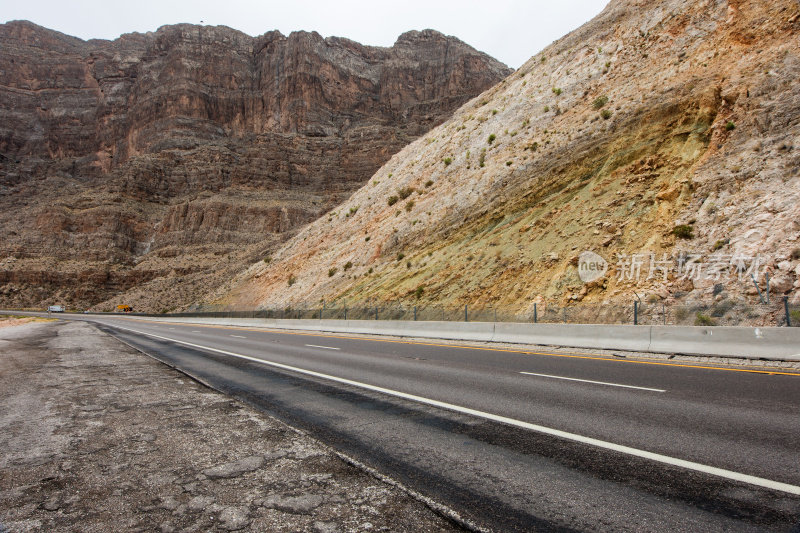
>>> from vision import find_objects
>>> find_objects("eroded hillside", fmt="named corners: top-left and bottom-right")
top-left (0, 22), bottom-right (511, 311)
top-left (224, 0), bottom-right (800, 314)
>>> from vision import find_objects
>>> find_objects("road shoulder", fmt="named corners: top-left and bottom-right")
top-left (0, 320), bottom-right (458, 532)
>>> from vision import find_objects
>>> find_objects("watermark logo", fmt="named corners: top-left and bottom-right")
top-left (615, 252), bottom-right (766, 282)
top-left (578, 251), bottom-right (608, 283)
top-left (576, 250), bottom-right (768, 284)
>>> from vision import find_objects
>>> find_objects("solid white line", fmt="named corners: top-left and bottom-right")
top-left (520, 372), bottom-right (666, 392)
top-left (107, 323), bottom-right (800, 496)
top-left (305, 344), bottom-right (341, 351)
top-left (230, 335), bottom-right (247, 339)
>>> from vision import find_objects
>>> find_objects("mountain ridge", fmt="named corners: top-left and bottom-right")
top-left (0, 20), bottom-right (512, 311)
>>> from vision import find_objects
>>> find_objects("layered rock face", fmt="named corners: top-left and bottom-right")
top-left (228, 0), bottom-right (800, 315)
top-left (0, 22), bottom-right (512, 311)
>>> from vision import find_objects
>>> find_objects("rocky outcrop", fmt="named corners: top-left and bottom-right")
top-left (226, 0), bottom-right (800, 314)
top-left (0, 21), bottom-right (512, 311)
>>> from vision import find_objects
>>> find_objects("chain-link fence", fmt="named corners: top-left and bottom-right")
top-left (636, 299), bottom-right (794, 327)
top-left (787, 301), bottom-right (800, 328)
top-left (156, 297), bottom-right (797, 327)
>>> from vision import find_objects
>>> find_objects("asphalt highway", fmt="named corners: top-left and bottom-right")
top-left (38, 315), bottom-right (800, 530)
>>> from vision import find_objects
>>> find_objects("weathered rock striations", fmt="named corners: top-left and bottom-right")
top-left (0, 21), bottom-right (512, 311)
top-left (227, 0), bottom-right (800, 316)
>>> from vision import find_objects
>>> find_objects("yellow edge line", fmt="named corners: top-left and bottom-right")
top-left (114, 317), bottom-right (800, 377)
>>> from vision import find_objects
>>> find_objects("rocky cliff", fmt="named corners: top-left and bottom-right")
top-left (226, 0), bottom-right (800, 316)
top-left (0, 22), bottom-right (512, 311)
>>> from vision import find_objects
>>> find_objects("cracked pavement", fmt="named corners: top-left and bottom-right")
top-left (0, 320), bottom-right (459, 532)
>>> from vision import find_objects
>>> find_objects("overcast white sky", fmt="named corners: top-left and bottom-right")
top-left (2, 0), bottom-right (609, 69)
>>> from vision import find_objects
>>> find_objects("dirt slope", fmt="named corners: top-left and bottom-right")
top-left (223, 0), bottom-right (800, 314)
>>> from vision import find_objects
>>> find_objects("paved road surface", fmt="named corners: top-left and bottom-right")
top-left (30, 315), bottom-right (800, 531)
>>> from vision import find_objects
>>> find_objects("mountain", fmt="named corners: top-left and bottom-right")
top-left (0, 21), bottom-right (512, 311)
top-left (223, 0), bottom-right (800, 314)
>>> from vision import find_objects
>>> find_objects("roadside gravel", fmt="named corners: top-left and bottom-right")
top-left (0, 320), bottom-right (460, 532)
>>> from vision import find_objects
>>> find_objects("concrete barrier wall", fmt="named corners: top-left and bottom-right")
top-left (492, 322), bottom-right (652, 353)
top-left (256, 319), bottom-right (475, 338)
top-left (649, 325), bottom-right (800, 359)
top-left (32, 312), bottom-right (800, 361)
top-left (128, 317), bottom-right (498, 342)
top-left (346, 320), bottom-right (496, 342)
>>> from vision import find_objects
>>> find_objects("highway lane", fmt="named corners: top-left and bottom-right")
top-left (38, 315), bottom-right (800, 530)
top-left (96, 317), bottom-right (800, 482)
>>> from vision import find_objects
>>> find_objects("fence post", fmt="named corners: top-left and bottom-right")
top-left (321, 301), bottom-right (325, 320)
top-left (785, 296), bottom-right (792, 327)
top-left (765, 272), bottom-right (771, 304)
top-left (344, 304), bottom-right (347, 321)
top-left (494, 308), bottom-right (497, 323)
top-left (563, 307), bottom-right (567, 324)
top-left (464, 304), bottom-right (468, 322)
top-left (751, 274), bottom-right (766, 304)
top-left (375, 307), bottom-right (378, 321)
top-left (414, 306), bottom-right (417, 321)
top-left (533, 303), bottom-right (537, 323)
top-left (634, 300), bottom-right (638, 325)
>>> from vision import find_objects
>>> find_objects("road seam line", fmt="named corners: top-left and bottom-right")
top-left (105, 323), bottom-right (800, 496)
top-left (519, 372), bottom-right (666, 392)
